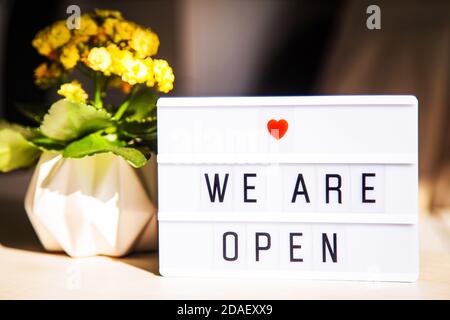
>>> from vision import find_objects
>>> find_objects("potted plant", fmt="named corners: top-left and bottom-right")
top-left (0, 9), bottom-right (174, 257)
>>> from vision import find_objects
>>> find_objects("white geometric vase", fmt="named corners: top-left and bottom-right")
top-left (24, 151), bottom-right (158, 257)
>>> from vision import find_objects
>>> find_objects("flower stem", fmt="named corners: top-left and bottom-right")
top-left (114, 85), bottom-right (140, 120)
top-left (94, 72), bottom-right (103, 109)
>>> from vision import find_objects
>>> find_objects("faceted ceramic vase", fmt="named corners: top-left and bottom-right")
top-left (24, 151), bottom-right (158, 257)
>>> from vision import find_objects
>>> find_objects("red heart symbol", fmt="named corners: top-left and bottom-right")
top-left (267, 119), bottom-right (288, 140)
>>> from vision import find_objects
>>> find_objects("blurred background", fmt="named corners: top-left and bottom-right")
top-left (0, 0), bottom-right (448, 247)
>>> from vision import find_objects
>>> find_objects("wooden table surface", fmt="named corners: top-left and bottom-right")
top-left (1, 170), bottom-right (449, 299)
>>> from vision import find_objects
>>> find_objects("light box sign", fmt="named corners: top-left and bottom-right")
top-left (157, 96), bottom-right (419, 282)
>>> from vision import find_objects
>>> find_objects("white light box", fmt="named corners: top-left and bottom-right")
top-left (157, 96), bottom-right (419, 282)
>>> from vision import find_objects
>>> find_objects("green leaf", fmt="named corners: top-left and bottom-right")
top-left (40, 99), bottom-right (113, 141)
top-left (63, 132), bottom-right (147, 168)
top-left (118, 118), bottom-right (157, 141)
top-left (0, 128), bottom-right (41, 172)
top-left (0, 121), bottom-right (39, 139)
top-left (124, 88), bottom-right (158, 121)
top-left (133, 146), bottom-right (153, 159)
top-left (0, 121), bottom-right (67, 151)
top-left (29, 136), bottom-right (67, 151)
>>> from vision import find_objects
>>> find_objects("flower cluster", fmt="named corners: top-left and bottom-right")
top-left (32, 9), bottom-right (174, 94)
top-left (57, 81), bottom-right (88, 103)
top-left (0, 9), bottom-right (170, 173)
top-left (34, 62), bottom-right (63, 89)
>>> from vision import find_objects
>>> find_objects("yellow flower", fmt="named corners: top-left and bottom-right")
top-left (102, 18), bottom-right (136, 43)
top-left (95, 9), bottom-right (123, 20)
top-left (34, 62), bottom-right (62, 88)
top-left (121, 57), bottom-right (150, 85)
top-left (144, 58), bottom-right (155, 87)
top-left (115, 20), bottom-right (135, 41)
top-left (153, 59), bottom-right (174, 93)
top-left (32, 29), bottom-right (53, 56)
top-left (106, 44), bottom-right (131, 75)
top-left (75, 15), bottom-right (98, 36)
top-left (60, 44), bottom-right (80, 69)
top-left (34, 63), bottom-right (49, 79)
top-left (31, 9), bottom-right (174, 94)
top-left (57, 81), bottom-right (88, 103)
top-left (87, 47), bottom-right (111, 73)
top-left (130, 28), bottom-right (159, 58)
top-left (32, 21), bottom-right (71, 57)
top-left (103, 18), bottom-right (117, 37)
top-left (48, 21), bottom-right (71, 49)
top-left (71, 35), bottom-right (89, 45)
